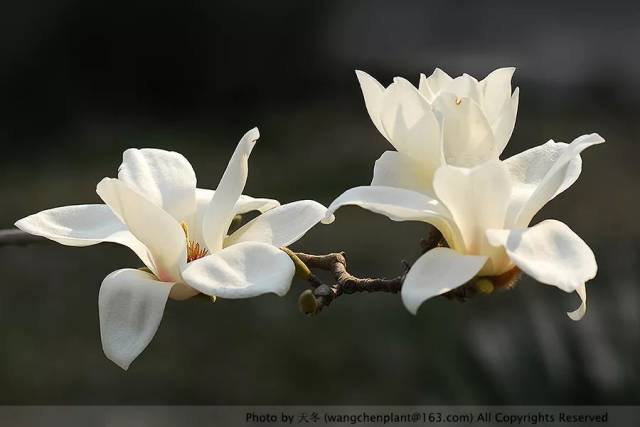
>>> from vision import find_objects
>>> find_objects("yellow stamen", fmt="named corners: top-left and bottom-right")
top-left (181, 222), bottom-right (190, 239)
top-left (455, 97), bottom-right (462, 105)
top-left (180, 222), bottom-right (209, 263)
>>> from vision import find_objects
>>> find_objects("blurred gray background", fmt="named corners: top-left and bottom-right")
top-left (0, 0), bottom-right (638, 404)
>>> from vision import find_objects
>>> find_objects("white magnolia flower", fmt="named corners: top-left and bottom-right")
top-left (357, 67), bottom-right (519, 193)
top-left (16, 128), bottom-right (326, 369)
top-left (326, 133), bottom-right (603, 320)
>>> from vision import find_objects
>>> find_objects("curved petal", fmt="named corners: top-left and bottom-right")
top-left (504, 140), bottom-right (581, 226)
top-left (189, 188), bottom-right (279, 247)
top-left (181, 242), bottom-right (295, 298)
top-left (515, 133), bottom-right (604, 227)
top-left (433, 94), bottom-right (496, 167)
top-left (235, 195), bottom-right (280, 214)
top-left (196, 188), bottom-right (279, 216)
top-left (418, 68), bottom-right (453, 102)
top-left (486, 220), bottom-right (597, 295)
top-left (401, 247), bottom-right (487, 314)
top-left (491, 88), bottom-right (519, 155)
top-left (118, 148), bottom-right (197, 222)
top-left (168, 283), bottom-right (199, 301)
top-left (99, 268), bottom-right (174, 370)
top-left (441, 74), bottom-right (481, 105)
top-left (480, 67), bottom-right (516, 123)
top-left (15, 204), bottom-right (154, 270)
top-left (202, 128), bottom-right (259, 252)
top-left (567, 283), bottom-right (587, 321)
top-left (379, 79), bottom-right (441, 164)
top-left (355, 70), bottom-right (388, 138)
top-left (324, 185), bottom-right (463, 250)
top-left (97, 178), bottom-right (186, 282)
top-left (226, 200), bottom-right (326, 248)
top-left (433, 161), bottom-right (512, 263)
top-left (371, 151), bottom-right (434, 195)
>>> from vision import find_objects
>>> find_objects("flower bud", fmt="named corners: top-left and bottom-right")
top-left (298, 290), bottom-right (318, 315)
top-left (474, 278), bottom-right (494, 294)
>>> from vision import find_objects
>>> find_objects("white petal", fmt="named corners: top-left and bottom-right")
top-left (480, 67), bottom-right (516, 123)
top-left (226, 200), bottom-right (326, 247)
top-left (441, 73), bottom-right (481, 104)
top-left (118, 148), bottom-right (197, 222)
top-left (567, 283), bottom-right (587, 321)
top-left (491, 88), bottom-right (519, 155)
top-left (202, 128), bottom-right (259, 252)
top-left (355, 70), bottom-right (388, 138)
top-left (418, 68), bottom-right (453, 102)
top-left (371, 151), bottom-right (434, 195)
top-left (97, 178), bottom-right (186, 282)
top-left (325, 185), bottom-right (463, 250)
top-left (515, 133), bottom-right (604, 226)
top-left (433, 161), bottom-right (512, 262)
top-left (486, 219), bottom-right (597, 294)
top-left (189, 188), bottom-right (279, 247)
top-left (504, 140), bottom-right (581, 226)
top-left (15, 204), bottom-right (154, 270)
top-left (433, 94), bottom-right (496, 167)
top-left (234, 194), bottom-right (280, 214)
top-left (195, 188), bottom-right (279, 216)
top-left (379, 79), bottom-right (441, 164)
top-left (401, 247), bottom-right (487, 314)
top-left (99, 268), bottom-right (174, 370)
top-left (181, 242), bottom-right (295, 298)
top-left (507, 141), bottom-right (582, 198)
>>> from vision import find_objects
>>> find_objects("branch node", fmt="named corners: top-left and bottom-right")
top-left (293, 250), bottom-right (405, 315)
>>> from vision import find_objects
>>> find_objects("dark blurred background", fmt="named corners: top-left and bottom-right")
top-left (0, 0), bottom-right (638, 405)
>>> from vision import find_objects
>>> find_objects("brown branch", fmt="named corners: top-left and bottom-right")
top-left (419, 225), bottom-right (446, 253)
top-left (285, 225), bottom-right (521, 315)
top-left (289, 251), bottom-right (409, 315)
top-left (4, 228), bottom-right (521, 313)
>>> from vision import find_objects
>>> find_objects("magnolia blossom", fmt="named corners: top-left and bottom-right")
top-left (16, 128), bottom-right (326, 369)
top-left (326, 131), bottom-right (603, 320)
top-left (357, 67), bottom-right (519, 194)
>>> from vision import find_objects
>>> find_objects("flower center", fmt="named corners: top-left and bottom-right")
top-left (180, 222), bottom-right (209, 263)
top-left (455, 97), bottom-right (462, 106)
